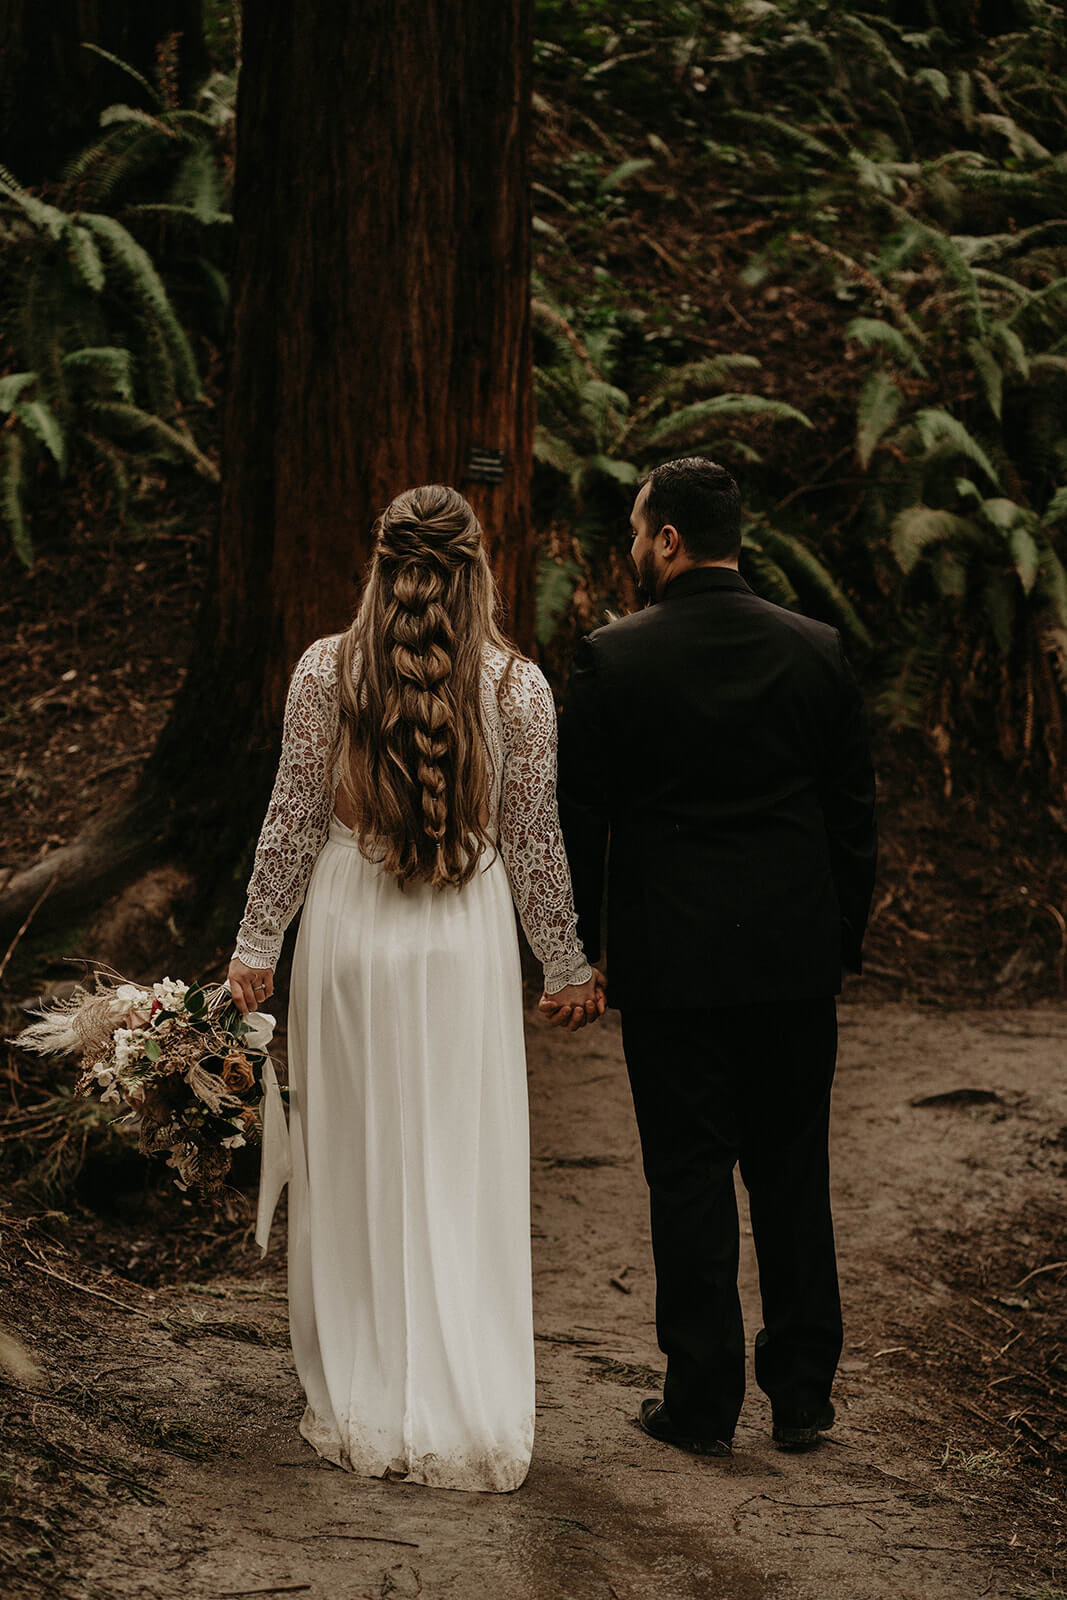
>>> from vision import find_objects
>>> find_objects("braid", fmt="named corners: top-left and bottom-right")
top-left (329, 483), bottom-right (521, 890)
top-left (387, 564), bottom-right (454, 850)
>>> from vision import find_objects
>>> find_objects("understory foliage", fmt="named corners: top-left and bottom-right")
top-left (0, 43), bottom-right (233, 566)
top-left (532, 0), bottom-right (1067, 789)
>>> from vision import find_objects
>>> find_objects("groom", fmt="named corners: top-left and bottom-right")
top-left (550, 456), bottom-right (877, 1456)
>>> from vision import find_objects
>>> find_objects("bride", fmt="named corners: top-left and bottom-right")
top-left (227, 484), bottom-right (602, 1493)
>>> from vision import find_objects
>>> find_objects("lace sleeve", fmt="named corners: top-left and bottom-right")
top-left (232, 639), bottom-right (337, 970)
top-left (498, 659), bottom-right (593, 994)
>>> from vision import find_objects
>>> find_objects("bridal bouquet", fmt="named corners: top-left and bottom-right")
top-left (14, 974), bottom-right (280, 1199)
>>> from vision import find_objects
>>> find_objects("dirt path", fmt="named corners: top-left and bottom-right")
top-left (5, 1003), bottom-right (1066, 1599)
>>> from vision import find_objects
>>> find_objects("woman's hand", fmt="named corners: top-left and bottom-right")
top-left (538, 969), bottom-right (607, 1032)
top-left (228, 957), bottom-right (274, 1017)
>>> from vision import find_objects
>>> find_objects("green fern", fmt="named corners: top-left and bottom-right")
top-left (845, 318), bottom-right (927, 376)
top-left (855, 369), bottom-right (902, 470)
top-left (890, 506), bottom-right (981, 574)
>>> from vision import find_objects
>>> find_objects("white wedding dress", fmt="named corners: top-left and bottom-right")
top-left (233, 635), bottom-right (590, 1492)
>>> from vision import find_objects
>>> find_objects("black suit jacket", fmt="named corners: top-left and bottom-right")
top-left (557, 567), bottom-right (877, 1009)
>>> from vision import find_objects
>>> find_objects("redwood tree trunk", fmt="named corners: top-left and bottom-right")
top-left (0, 1), bottom-right (208, 183)
top-left (0, 0), bottom-right (536, 940)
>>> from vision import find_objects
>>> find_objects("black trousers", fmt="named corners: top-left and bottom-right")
top-left (620, 997), bottom-right (842, 1440)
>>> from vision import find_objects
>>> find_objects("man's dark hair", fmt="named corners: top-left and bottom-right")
top-left (643, 457), bottom-right (742, 561)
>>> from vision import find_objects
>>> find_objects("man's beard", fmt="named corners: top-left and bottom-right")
top-left (635, 547), bottom-right (658, 605)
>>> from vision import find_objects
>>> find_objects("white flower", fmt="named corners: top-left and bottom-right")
top-left (112, 1028), bottom-right (144, 1070)
top-left (153, 977), bottom-right (189, 1010)
top-left (243, 1010), bottom-right (276, 1050)
top-left (91, 1062), bottom-right (115, 1087)
top-left (100, 1084), bottom-right (122, 1105)
top-left (220, 1133), bottom-right (246, 1149)
top-left (115, 983), bottom-right (151, 1008)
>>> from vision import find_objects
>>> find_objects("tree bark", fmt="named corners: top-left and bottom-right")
top-left (0, 0), bottom-right (536, 942)
top-left (0, 2), bottom-right (209, 184)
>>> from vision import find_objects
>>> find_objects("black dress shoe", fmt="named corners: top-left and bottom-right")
top-left (638, 1398), bottom-right (732, 1457)
top-left (771, 1400), bottom-right (835, 1452)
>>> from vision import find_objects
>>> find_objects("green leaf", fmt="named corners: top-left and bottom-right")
top-left (585, 454), bottom-right (638, 485)
top-left (856, 369), bottom-right (901, 470)
top-left (1045, 487), bottom-right (1067, 525)
top-left (914, 409), bottom-right (1000, 487)
top-left (143, 1038), bottom-right (162, 1063)
top-left (85, 402), bottom-right (219, 482)
top-left (890, 506), bottom-right (980, 574)
top-left (536, 555), bottom-right (582, 649)
top-left (62, 346), bottom-right (135, 401)
top-left (1007, 525), bottom-right (1040, 595)
top-left (845, 319), bottom-right (926, 376)
top-left (967, 340), bottom-right (1003, 421)
top-left (65, 225), bottom-right (105, 293)
top-left (81, 43), bottom-right (162, 107)
top-left (643, 395), bottom-right (811, 450)
top-left (597, 158), bottom-right (654, 194)
top-left (912, 67), bottom-right (950, 102)
top-left (14, 400), bottom-right (67, 472)
top-left (1, 433), bottom-right (33, 569)
top-left (0, 373), bottom-right (37, 412)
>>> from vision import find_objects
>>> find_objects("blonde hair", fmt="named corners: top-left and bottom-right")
top-left (329, 485), bottom-right (519, 889)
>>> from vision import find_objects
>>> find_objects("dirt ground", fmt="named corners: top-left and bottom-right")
top-left (2, 996), bottom-right (1065, 1600)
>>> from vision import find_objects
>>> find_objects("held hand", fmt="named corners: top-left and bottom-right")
top-left (538, 969), bottom-right (607, 1032)
top-left (227, 957), bottom-right (274, 1017)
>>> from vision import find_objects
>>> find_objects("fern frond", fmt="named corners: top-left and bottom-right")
top-left (586, 453), bottom-right (639, 485)
top-left (98, 104), bottom-right (177, 138)
top-left (535, 555), bottom-right (582, 649)
top-left (77, 213), bottom-right (201, 403)
top-left (912, 67), bottom-right (950, 101)
top-left (80, 431), bottom-right (130, 519)
top-left (62, 224), bottom-right (106, 293)
top-left (967, 339), bottom-right (1003, 420)
top-left (171, 143), bottom-right (224, 221)
top-left (597, 158), bottom-right (654, 194)
top-left (890, 506), bottom-right (981, 574)
top-left (741, 542), bottom-right (800, 611)
top-left (0, 372), bottom-right (37, 411)
top-left (61, 347), bottom-right (135, 401)
top-left (914, 409), bottom-right (1000, 486)
top-left (1, 433), bottom-right (32, 568)
top-left (642, 395), bottom-right (811, 450)
top-left (14, 400), bottom-right (67, 471)
top-left (80, 43), bottom-right (161, 107)
top-left (973, 113), bottom-right (1051, 162)
top-left (753, 522), bottom-right (872, 647)
top-left (845, 318), bottom-right (926, 375)
top-left (856, 369), bottom-right (901, 470)
top-left (86, 402), bottom-right (218, 480)
top-left (723, 111), bottom-right (836, 162)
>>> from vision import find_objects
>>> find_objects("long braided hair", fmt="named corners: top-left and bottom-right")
top-left (329, 485), bottom-right (519, 889)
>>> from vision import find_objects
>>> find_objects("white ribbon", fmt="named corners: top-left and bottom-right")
top-left (255, 1054), bottom-right (291, 1254)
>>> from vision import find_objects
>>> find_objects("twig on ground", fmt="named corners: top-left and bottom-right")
top-left (24, 1260), bottom-right (153, 1319)
top-left (1014, 1260), bottom-right (1067, 1289)
top-left (0, 871), bottom-right (59, 984)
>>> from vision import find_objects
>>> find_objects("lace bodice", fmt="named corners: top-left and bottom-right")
top-left (233, 636), bottom-right (592, 993)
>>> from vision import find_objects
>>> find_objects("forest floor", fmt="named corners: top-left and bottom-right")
top-left (2, 996), bottom-right (1066, 1600)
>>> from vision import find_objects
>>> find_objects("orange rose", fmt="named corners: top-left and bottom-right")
top-left (220, 1052), bottom-right (255, 1093)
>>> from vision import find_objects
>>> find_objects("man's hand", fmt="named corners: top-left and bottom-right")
top-left (228, 957), bottom-right (274, 1017)
top-left (538, 969), bottom-right (607, 1032)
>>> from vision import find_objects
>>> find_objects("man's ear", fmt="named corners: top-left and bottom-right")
top-left (661, 523), bottom-right (681, 558)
